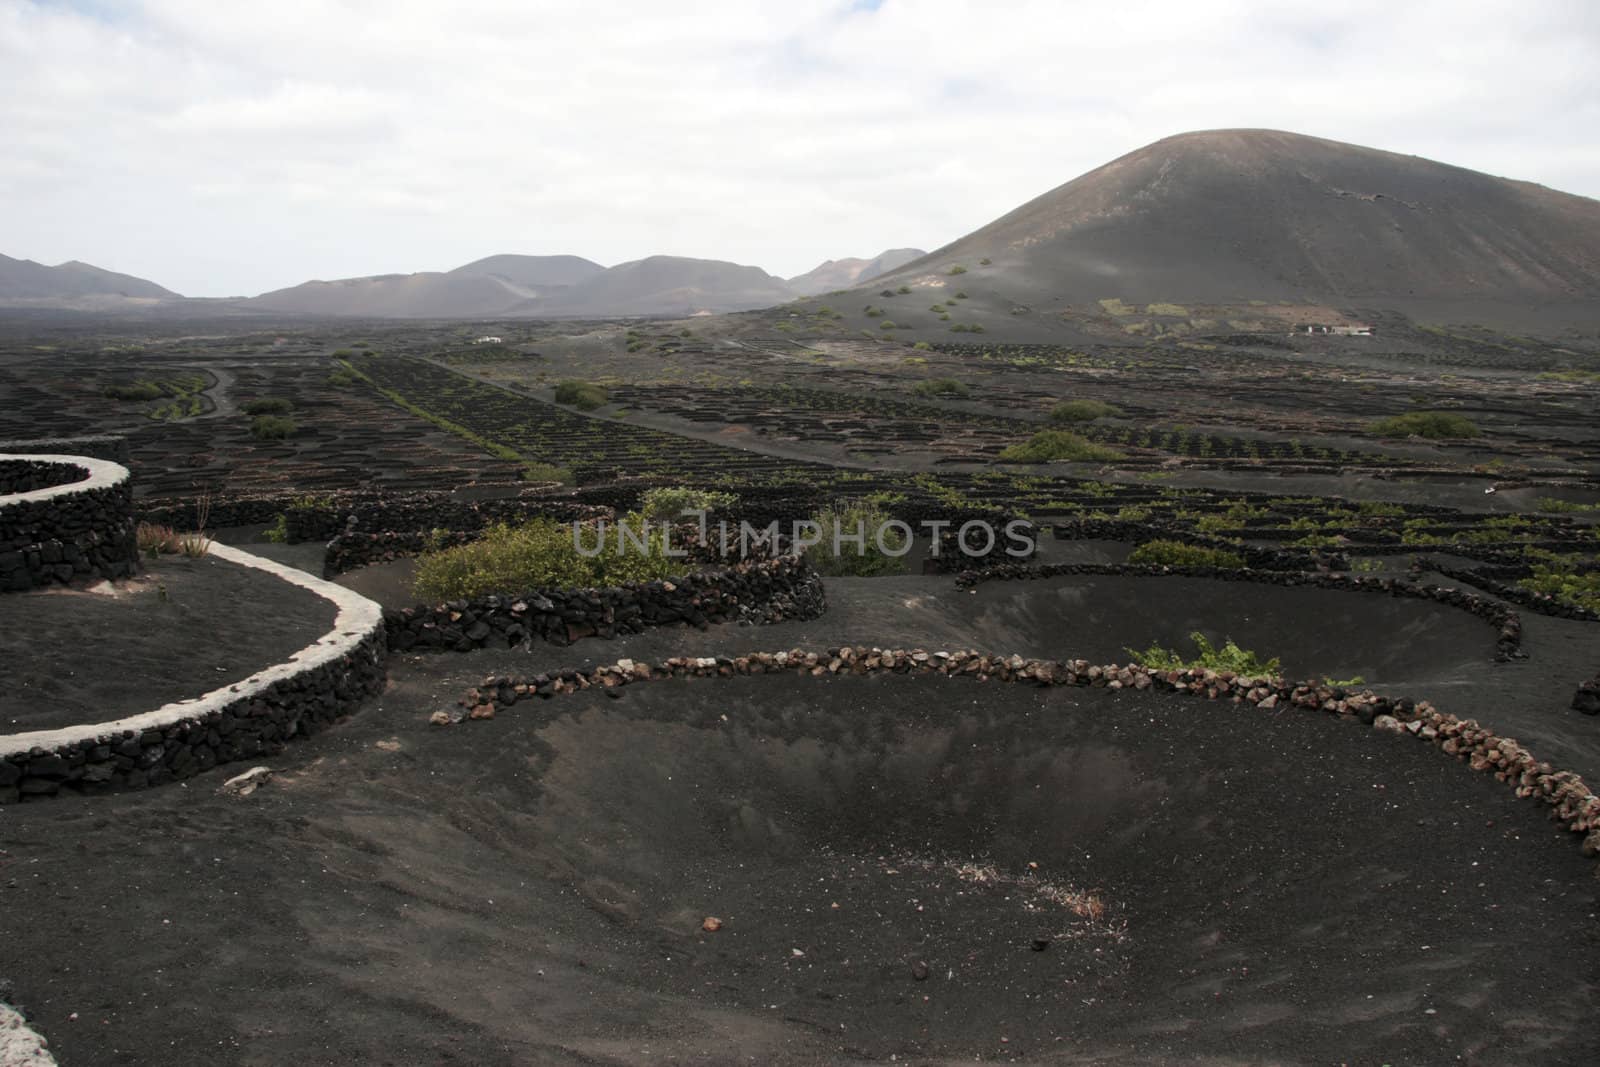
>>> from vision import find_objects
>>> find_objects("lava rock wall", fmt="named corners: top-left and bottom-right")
top-left (0, 454), bottom-right (140, 592)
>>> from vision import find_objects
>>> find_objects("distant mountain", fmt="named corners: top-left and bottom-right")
top-left (787, 248), bottom-right (926, 296)
top-left (522, 254), bottom-right (795, 317)
top-left (448, 254), bottom-right (605, 289)
top-left (247, 271), bottom-right (530, 318)
top-left (0, 253), bottom-right (178, 301)
top-left (239, 253), bottom-right (791, 318)
top-left (868, 129), bottom-right (1600, 321)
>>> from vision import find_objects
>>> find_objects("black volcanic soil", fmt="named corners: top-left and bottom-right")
top-left (0, 555), bottom-right (335, 735)
top-left (2, 670), bottom-right (1598, 1066)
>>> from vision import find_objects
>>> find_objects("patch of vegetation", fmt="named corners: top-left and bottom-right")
top-left (413, 517), bottom-right (680, 601)
top-left (136, 522), bottom-right (183, 557)
top-left (1519, 566), bottom-right (1600, 613)
top-left (553, 380), bottom-right (608, 410)
top-left (178, 532), bottom-right (213, 558)
top-left (326, 368), bottom-right (359, 387)
top-left (998, 430), bottom-right (1123, 463)
top-left (1048, 399), bottom-right (1122, 424)
top-left (249, 414), bottom-right (296, 439)
top-left (1127, 631), bottom-right (1280, 677)
top-left (103, 381), bottom-right (165, 402)
top-left (1323, 675), bottom-right (1366, 688)
top-left (946, 265), bottom-right (967, 275)
top-left (1146, 302), bottom-right (1188, 317)
top-left (911, 378), bottom-right (970, 399)
top-left (1098, 298), bottom-right (1134, 317)
top-left (519, 462), bottom-right (574, 485)
top-left (241, 398), bottom-right (292, 416)
top-left (262, 514), bottom-right (289, 543)
top-left (1128, 540), bottom-right (1246, 569)
top-left (805, 503), bottom-right (909, 577)
top-left (1368, 411), bottom-right (1480, 439)
top-left (1535, 498), bottom-right (1600, 513)
top-left (640, 486), bottom-right (737, 521)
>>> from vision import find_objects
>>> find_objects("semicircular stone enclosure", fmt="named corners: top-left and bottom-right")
top-left (0, 452), bottom-right (141, 591)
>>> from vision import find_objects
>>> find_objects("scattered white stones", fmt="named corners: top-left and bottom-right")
top-left (218, 766), bottom-right (272, 798)
top-left (0, 1003), bottom-right (56, 1066)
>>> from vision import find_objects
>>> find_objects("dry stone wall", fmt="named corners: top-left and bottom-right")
top-left (0, 453), bottom-right (139, 592)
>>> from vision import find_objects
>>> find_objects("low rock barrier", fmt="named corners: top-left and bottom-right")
top-left (0, 453), bottom-right (139, 592)
top-left (386, 554), bottom-right (825, 653)
top-left (443, 645), bottom-right (1600, 868)
top-left (0, 543), bottom-right (387, 803)
top-left (955, 562), bottom-right (1524, 659)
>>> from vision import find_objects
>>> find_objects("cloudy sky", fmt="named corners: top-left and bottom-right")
top-left (2, 0), bottom-right (1597, 297)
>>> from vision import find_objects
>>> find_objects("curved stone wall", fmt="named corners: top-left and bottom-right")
top-left (0, 453), bottom-right (140, 592)
top-left (387, 554), bottom-right (826, 653)
top-left (0, 543), bottom-right (386, 803)
top-left (448, 645), bottom-right (1600, 866)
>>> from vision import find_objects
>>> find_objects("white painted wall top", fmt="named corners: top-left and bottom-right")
top-left (0, 542), bottom-right (384, 759)
top-left (0, 453), bottom-right (129, 506)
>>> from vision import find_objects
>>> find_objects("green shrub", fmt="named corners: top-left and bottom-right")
top-left (1127, 631), bottom-right (1280, 676)
top-left (250, 414), bottom-right (296, 439)
top-left (1048, 399), bottom-right (1121, 424)
top-left (327, 368), bottom-right (359, 387)
top-left (998, 430), bottom-right (1123, 463)
top-left (912, 378), bottom-right (969, 398)
top-left (242, 398), bottom-right (292, 416)
top-left (554, 380), bottom-right (608, 410)
top-left (519, 462), bottom-right (573, 485)
top-left (947, 265), bottom-right (967, 275)
top-left (1128, 540), bottom-right (1245, 568)
top-left (1368, 411), bottom-right (1480, 439)
top-left (912, 341), bottom-right (932, 351)
top-left (178, 533), bottom-right (213, 558)
top-left (1519, 566), bottom-right (1600, 613)
top-left (262, 514), bottom-right (289, 543)
top-left (897, 285), bottom-right (911, 294)
top-left (979, 257), bottom-right (992, 265)
top-left (413, 517), bottom-right (680, 601)
top-left (805, 503), bottom-right (909, 577)
top-left (104, 381), bottom-right (164, 402)
top-left (879, 320), bottom-right (897, 330)
top-left (639, 486), bottom-right (737, 521)
top-left (1534, 497), bottom-right (1600, 513)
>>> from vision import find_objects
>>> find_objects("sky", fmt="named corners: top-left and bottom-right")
top-left (2, 0), bottom-right (1597, 298)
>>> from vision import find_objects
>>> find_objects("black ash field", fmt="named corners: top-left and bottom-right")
top-left (3, 130), bottom-right (1600, 1066)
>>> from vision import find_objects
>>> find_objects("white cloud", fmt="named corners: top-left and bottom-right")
top-left (1, 0), bottom-right (1595, 296)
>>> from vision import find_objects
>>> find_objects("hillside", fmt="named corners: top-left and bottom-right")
top-left (787, 248), bottom-right (926, 296)
top-left (0, 254), bottom-right (178, 301)
top-left (448, 254), bottom-right (605, 289)
top-left (523, 255), bottom-right (796, 317)
top-left (246, 271), bottom-right (529, 318)
top-left (870, 129), bottom-right (1600, 324)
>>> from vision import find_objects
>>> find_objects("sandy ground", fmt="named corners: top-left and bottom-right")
top-left (1, 566), bottom-right (1598, 1064)
top-left (0, 555), bottom-right (335, 735)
